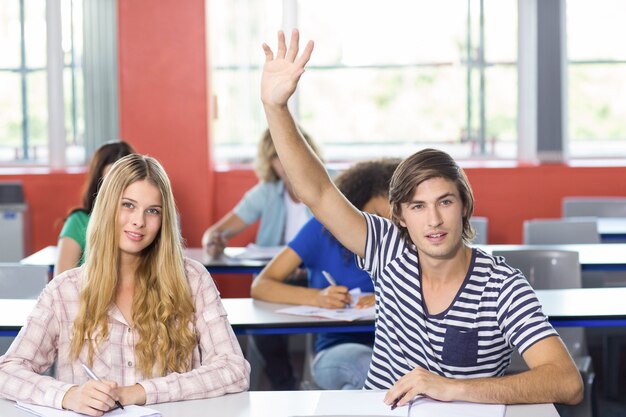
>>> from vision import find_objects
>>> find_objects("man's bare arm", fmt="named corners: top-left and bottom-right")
top-left (385, 336), bottom-right (583, 406)
top-left (261, 29), bottom-right (367, 258)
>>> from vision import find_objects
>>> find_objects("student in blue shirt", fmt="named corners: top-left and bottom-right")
top-left (251, 159), bottom-right (400, 389)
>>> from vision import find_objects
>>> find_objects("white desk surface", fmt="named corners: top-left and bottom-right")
top-left (20, 246), bottom-right (269, 273)
top-left (23, 243), bottom-right (626, 271)
top-left (4, 288), bottom-right (626, 333)
top-left (0, 391), bottom-right (559, 417)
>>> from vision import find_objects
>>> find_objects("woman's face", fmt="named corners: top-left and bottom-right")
top-left (118, 180), bottom-right (163, 260)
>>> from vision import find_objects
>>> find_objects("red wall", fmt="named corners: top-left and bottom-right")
top-left (117, 0), bottom-right (214, 247)
top-left (2, 2), bottom-right (626, 297)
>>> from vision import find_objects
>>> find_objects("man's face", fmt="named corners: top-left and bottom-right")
top-left (398, 177), bottom-right (465, 263)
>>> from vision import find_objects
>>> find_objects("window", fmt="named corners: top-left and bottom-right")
top-left (0, 0), bottom-right (84, 166)
top-left (209, 0), bottom-right (518, 163)
top-left (567, 0), bottom-right (626, 158)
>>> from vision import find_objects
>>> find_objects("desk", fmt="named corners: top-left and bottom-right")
top-left (20, 246), bottom-right (270, 275)
top-left (0, 391), bottom-right (559, 417)
top-left (4, 289), bottom-right (626, 337)
top-left (597, 217), bottom-right (626, 242)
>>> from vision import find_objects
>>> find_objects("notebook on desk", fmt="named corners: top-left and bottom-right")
top-left (16, 401), bottom-right (161, 417)
top-left (308, 391), bottom-right (506, 417)
top-left (276, 289), bottom-right (375, 322)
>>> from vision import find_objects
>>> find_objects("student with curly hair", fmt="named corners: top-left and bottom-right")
top-left (251, 158), bottom-right (400, 390)
top-left (0, 154), bottom-right (249, 415)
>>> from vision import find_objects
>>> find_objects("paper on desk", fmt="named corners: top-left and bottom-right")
top-left (313, 391), bottom-right (506, 417)
top-left (276, 289), bottom-right (375, 322)
top-left (16, 402), bottom-right (161, 417)
top-left (233, 244), bottom-right (284, 260)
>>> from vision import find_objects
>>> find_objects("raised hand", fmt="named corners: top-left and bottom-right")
top-left (261, 29), bottom-right (314, 108)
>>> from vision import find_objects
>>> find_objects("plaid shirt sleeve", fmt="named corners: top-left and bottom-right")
top-left (138, 259), bottom-right (250, 404)
top-left (0, 280), bottom-right (76, 409)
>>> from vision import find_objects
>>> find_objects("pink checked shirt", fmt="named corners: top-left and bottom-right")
top-left (0, 258), bottom-right (250, 408)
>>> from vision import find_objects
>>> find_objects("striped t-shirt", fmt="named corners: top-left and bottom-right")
top-left (357, 213), bottom-right (558, 389)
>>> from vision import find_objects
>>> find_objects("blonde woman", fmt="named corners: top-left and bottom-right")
top-left (0, 154), bottom-right (250, 415)
top-left (202, 128), bottom-right (322, 258)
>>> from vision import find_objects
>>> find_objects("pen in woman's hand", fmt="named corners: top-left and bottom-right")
top-left (81, 363), bottom-right (125, 410)
top-left (321, 270), bottom-right (337, 286)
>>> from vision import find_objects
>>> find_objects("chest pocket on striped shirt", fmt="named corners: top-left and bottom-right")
top-left (442, 326), bottom-right (479, 367)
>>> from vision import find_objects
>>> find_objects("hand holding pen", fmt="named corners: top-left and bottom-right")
top-left (82, 363), bottom-right (125, 411)
top-left (317, 270), bottom-right (351, 309)
top-left (204, 228), bottom-right (233, 258)
top-left (61, 364), bottom-right (124, 416)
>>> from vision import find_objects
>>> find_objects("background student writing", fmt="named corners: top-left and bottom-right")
top-left (0, 154), bottom-right (249, 416)
top-left (55, 140), bottom-right (135, 276)
top-left (202, 127), bottom-right (324, 390)
top-left (251, 158), bottom-right (400, 390)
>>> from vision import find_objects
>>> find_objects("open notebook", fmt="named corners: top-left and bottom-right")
top-left (16, 401), bottom-right (161, 417)
top-left (308, 391), bottom-right (506, 417)
top-left (276, 288), bottom-right (375, 322)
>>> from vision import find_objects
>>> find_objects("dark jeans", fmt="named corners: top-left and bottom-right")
top-left (252, 268), bottom-right (308, 390)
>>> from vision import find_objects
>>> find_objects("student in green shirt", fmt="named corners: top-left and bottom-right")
top-left (55, 141), bottom-right (135, 276)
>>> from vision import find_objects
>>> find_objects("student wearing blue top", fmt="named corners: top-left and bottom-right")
top-left (251, 159), bottom-right (399, 389)
top-left (202, 127), bottom-right (323, 390)
top-left (258, 29), bottom-right (583, 408)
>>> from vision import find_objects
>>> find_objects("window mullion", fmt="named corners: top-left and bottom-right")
top-left (47, 0), bottom-right (67, 168)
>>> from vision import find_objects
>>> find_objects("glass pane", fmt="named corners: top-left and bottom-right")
top-left (212, 69), bottom-right (266, 145)
top-left (64, 67), bottom-right (84, 146)
top-left (485, 66), bottom-right (517, 158)
top-left (300, 67), bottom-right (466, 146)
top-left (209, 0), bottom-right (282, 67)
top-left (568, 0), bottom-right (626, 61)
top-left (299, 0), bottom-right (467, 66)
top-left (568, 64), bottom-right (626, 157)
top-left (0, 1), bottom-right (21, 68)
top-left (484, 0), bottom-right (517, 63)
top-left (0, 72), bottom-right (23, 162)
top-left (61, 0), bottom-right (83, 67)
top-left (24, 0), bottom-right (46, 68)
top-left (26, 70), bottom-right (48, 163)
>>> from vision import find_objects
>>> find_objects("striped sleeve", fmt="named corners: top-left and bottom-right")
top-left (356, 213), bottom-right (396, 279)
top-left (496, 275), bottom-right (558, 354)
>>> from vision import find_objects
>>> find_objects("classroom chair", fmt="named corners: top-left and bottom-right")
top-left (470, 216), bottom-right (489, 244)
top-left (523, 218), bottom-right (600, 245)
top-left (492, 249), bottom-right (595, 417)
top-left (563, 197), bottom-right (626, 218)
top-left (0, 263), bottom-right (49, 356)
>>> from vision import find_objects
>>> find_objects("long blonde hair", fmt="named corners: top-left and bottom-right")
top-left (70, 154), bottom-right (197, 377)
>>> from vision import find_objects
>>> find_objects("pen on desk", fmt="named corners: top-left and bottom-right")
top-left (81, 363), bottom-right (125, 411)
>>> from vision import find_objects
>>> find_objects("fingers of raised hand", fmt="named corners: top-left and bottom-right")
top-left (286, 29), bottom-right (300, 61)
top-left (276, 30), bottom-right (287, 58)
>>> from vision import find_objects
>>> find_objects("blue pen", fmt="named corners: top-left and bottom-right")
top-left (81, 363), bottom-right (125, 411)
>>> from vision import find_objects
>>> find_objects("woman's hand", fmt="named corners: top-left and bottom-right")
top-left (316, 285), bottom-right (351, 309)
top-left (355, 294), bottom-right (375, 309)
top-left (62, 380), bottom-right (120, 416)
top-left (261, 29), bottom-right (314, 108)
top-left (203, 230), bottom-right (228, 258)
